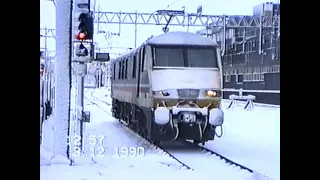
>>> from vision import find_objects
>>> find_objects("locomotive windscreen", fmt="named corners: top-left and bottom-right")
top-left (153, 46), bottom-right (218, 68)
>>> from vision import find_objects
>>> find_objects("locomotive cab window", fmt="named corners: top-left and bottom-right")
top-left (141, 46), bottom-right (145, 72)
top-left (125, 59), bottom-right (128, 79)
top-left (118, 62), bottom-right (121, 79)
top-left (187, 47), bottom-right (218, 68)
top-left (113, 63), bottom-right (116, 80)
top-left (132, 54), bottom-right (137, 78)
top-left (121, 61), bottom-right (125, 79)
top-left (153, 45), bottom-right (218, 68)
top-left (153, 46), bottom-right (184, 67)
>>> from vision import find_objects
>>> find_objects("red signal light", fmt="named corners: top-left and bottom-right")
top-left (76, 32), bottom-right (87, 40)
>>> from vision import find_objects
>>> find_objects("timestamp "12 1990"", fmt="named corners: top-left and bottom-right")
top-left (114, 147), bottom-right (145, 157)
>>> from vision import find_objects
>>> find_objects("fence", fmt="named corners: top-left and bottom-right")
top-left (222, 89), bottom-right (280, 110)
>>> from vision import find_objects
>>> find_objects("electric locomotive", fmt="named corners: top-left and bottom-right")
top-left (111, 31), bottom-right (224, 145)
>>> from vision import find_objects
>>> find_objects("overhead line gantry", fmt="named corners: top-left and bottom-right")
top-left (41, 10), bottom-right (280, 38)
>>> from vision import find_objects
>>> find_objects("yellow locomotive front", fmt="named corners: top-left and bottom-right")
top-left (148, 32), bottom-right (224, 145)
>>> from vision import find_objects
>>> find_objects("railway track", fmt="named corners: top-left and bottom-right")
top-left (84, 93), bottom-right (192, 170)
top-left (86, 90), bottom-right (273, 180)
top-left (183, 140), bottom-right (253, 172)
top-left (89, 90), bottom-right (111, 105)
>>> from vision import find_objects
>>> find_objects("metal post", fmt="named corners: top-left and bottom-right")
top-left (222, 15), bottom-right (226, 56)
top-left (278, 16), bottom-right (280, 37)
top-left (51, 0), bottom-right (72, 163)
top-left (99, 65), bottom-right (102, 88)
top-left (43, 33), bottom-right (49, 120)
top-left (104, 63), bottom-right (108, 87)
top-left (93, 0), bottom-right (96, 13)
top-left (40, 78), bottom-right (44, 144)
top-left (72, 58), bottom-right (91, 157)
top-left (134, 10), bottom-right (138, 48)
top-left (77, 73), bottom-right (84, 150)
top-left (43, 68), bottom-right (48, 119)
top-left (259, 15), bottom-right (263, 54)
top-left (187, 14), bottom-right (190, 32)
top-left (44, 27), bottom-right (48, 58)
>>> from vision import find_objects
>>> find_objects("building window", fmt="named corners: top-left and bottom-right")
top-left (261, 65), bottom-right (280, 74)
top-left (261, 66), bottom-right (267, 73)
top-left (225, 75), bottom-right (231, 82)
top-left (231, 68), bottom-right (236, 75)
top-left (224, 69), bottom-right (231, 75)
top-left (239, 68), bottom-right (245, 74)
top-left (253, 67), bottom-right (260, 73)
top-left (253, 73), bottom-right (260, 81)
top-left (251, 73), bottom-right (265, 82)
top-left (272, 65), bottom-right (280, 73)
top-left (243, 73), bottom-right (253, 82)
top-left (245, 67), bottom-right (253, 74)
top-left (236, 74), bottom-right (243, 83)
top-left (267, 66), bottom-right (272, 73)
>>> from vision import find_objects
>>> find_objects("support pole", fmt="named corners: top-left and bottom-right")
top-left (51, 0), bottom-right (72, 164)
top-left (259, 15), bottom-right (263, 54)
top-left (134, 10), bottom-right (138, 48)
top-left (98, 64), bottom-right (102, 88)
top-left (77, 72), bottom-right (85, 150)
top-left (222, 15), bottom-right (226, 56)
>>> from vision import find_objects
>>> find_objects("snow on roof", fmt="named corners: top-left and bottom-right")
top-left (112, 32), bottom-right (219, 62)
top-left (146, 31), bottom-right (219, 46)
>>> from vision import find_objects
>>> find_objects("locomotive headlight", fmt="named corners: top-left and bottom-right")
top-left (206, 90), bottom-right (221, 97)
top-left (207, 90), bottom-right (217, 97)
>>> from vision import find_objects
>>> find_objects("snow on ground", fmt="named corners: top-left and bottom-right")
top-left (84, 75), bottom-right (96, 88)
top-left (41, 89), bottom-right (202, 180)
top-left (91, 87), bottom-right (280, 180)
top-left (90, 87), bottom-right (111, 103)
top-left (41, 87), bottom-right (279, 180)
top-left (83, 94), bottom-right (178, 164)
top-left (87, 89), bottom-right (257, 180)
top-left (205, 106), bottom-right (280, 180)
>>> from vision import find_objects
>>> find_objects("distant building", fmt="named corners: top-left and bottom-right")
top-left (197, 2), bottom-right (280, 105)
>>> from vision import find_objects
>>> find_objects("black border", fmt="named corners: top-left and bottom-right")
top-left (281, 3), bottom-right (288, 179)
top-left (1, 0), bottom-right (39, 175)
top-left (283, 2), bottom-right (317, 179)
top-left (34, 0), bottom-right (320, 179)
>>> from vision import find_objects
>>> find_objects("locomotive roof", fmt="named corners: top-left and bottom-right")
top-left (146, 31), bottom-right (219, 46)
top-left (112, 31), bottom-right (218, 63)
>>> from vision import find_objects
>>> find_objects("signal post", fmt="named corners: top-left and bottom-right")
top-left (70, 0), bottom-right (93, 160)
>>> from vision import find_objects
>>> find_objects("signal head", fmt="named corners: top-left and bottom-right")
top-left (73, 0), bottom-right (93, 41)
top-left (76, 31), bottom-right (87, 40)
top-left (78, 13), bottom-right (87, 22)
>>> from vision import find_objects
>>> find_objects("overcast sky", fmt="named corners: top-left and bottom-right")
top-left (40, 0), bottom-right (279, 58)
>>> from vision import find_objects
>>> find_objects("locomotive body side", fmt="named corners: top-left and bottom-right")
top-left (111, 31), bottom-right (224, 145)
top-left (111, 45), bottom-right (153, 107)
top-left (111, 44), bottom-right (154, 139)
